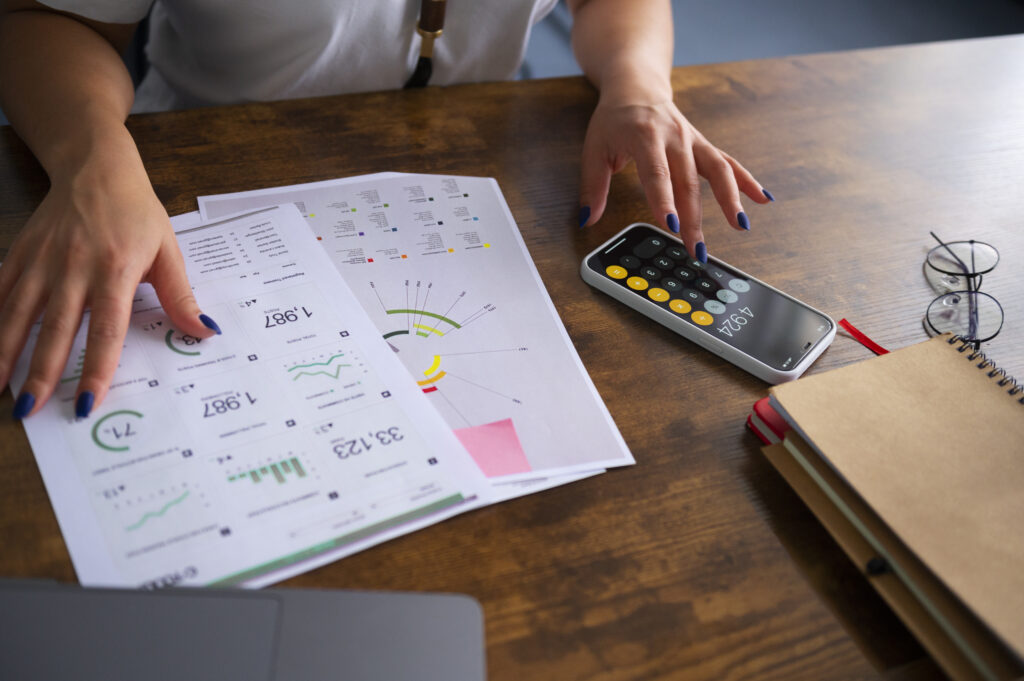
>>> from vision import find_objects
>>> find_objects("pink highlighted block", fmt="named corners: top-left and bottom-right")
top-left (454, 418), bottom-right (531, 478)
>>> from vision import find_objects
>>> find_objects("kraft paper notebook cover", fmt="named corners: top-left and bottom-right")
top-left (768, 334), bottom-right (1024, 664)
top-left (762, 433), bottom-right (1024, 680)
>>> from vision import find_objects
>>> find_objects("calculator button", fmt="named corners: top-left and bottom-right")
top-left (640, 266), bottom-right (661, 280)
top-left (652, 255), bottom-right (675, 270)
top-left (632, 236), bottom-right (667, 259)
top-left (682, 289), bottom-right (703, 303)
top-left (728, 279), bottom-right (751, 293)
top-left (665, 246), bottom-right (686, 259)
top-left (704, 300), bottom-right (726, 315)
top-left (673, 267), bottom-right (696, 282)
top-left (716, 289), bottom-right (738, 303)
top-left (706, 265), bottom-right (727, 281)
top-left (660, 277), bottom-right (683, 292)
top-left (619, 255), bottom-right (641, 270)
top-left (686, 258), bottom-right (706, 271)
top-left (692, 311), bottom-right (714, 326)
top-left (626, 276), bottom-right (649, 291)
top-left (696, 279), bottom-right (715, 293)
top-left (669, 299), bottom-right (692, 314)
top-left (605, 265), bottom-right (628, 279)
top-left (648, 288), bottom-right (670, 302)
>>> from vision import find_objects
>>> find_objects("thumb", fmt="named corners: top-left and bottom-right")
top-left (578, 139), bottom-right (613, 229)
top-left (148, 239), bottom-right (220, 338)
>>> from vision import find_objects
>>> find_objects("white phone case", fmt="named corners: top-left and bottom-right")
top-left (580, 223), bottom-right (835, 384)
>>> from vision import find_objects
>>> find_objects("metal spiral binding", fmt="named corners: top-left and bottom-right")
top-left (948, 335), bottom-right (1023, 404)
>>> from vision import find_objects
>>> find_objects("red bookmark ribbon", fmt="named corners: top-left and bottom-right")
top-left (839, 318), bottom-right (890, 355)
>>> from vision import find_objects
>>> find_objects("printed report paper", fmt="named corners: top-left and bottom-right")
top-left (10, 204), bottom-right (489, 588)
top-left (199, 173), bottom-right (633, 489)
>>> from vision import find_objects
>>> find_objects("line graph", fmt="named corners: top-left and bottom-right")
top-left (125, 490), bottom-right (190, 531)
top-left (286, 352), bottom-right (352, 381)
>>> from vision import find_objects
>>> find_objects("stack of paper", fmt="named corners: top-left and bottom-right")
top-left (10, 173), bottom-right (634, 588)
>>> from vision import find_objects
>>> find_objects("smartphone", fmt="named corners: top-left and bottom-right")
top-left (580, 223), bottom-right (835, 384)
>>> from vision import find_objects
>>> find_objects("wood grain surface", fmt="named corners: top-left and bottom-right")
top-left (3, 35), bottom-right (1023, 680)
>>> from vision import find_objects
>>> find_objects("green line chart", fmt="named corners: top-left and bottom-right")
top-left (286, 352), bottom-right (351, 381)
top-left (125, 490), bottom-right (190, 531)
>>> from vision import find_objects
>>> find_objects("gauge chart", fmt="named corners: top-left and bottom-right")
top-left (367, 279), bottom-right (528, 428)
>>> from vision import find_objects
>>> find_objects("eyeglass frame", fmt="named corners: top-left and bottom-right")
top-left (922, 231), bottom-right (1003, 349)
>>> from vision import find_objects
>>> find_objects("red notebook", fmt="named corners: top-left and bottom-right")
top-left (746, 397), bottom-right (790, 444)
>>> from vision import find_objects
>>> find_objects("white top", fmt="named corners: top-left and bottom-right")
top-left (39, 0), bottom-right (558, 112)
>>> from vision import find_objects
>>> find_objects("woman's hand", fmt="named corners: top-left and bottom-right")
top-left (578, 94), bottom-right (773, 262)
top-left (0, 142), bottom-right (218, 420)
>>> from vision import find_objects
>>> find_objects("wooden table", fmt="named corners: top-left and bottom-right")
top-left (2, 35), bottom-right (1022, 680)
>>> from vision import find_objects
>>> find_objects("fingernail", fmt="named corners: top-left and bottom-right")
top-left (578, 206), bottom-right (591, 229)
top-left (667, 213), bottom-right (680, 234)
top-left (199, 314), bottom-right (222, 335)
top-left (13, 392), bottom-right (35, 420)
top-left (762, 189), bottom-right (775, 202)
top-left (737, 211), bottom-right (750, 231)
top-left (75, 391), bottom-right (95, 419)
top-left (695, 242), bottom-right (708, 264)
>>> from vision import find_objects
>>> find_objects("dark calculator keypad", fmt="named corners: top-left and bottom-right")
top-left (596, 232), bottom-right (752, 326)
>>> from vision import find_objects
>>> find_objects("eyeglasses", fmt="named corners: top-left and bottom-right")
top-left (922, 232), bottom-right (1003, 348)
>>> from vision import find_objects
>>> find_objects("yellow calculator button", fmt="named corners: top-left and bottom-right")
top-left (626, 276), bottom-right (649, 291)
top-left (605, 265), bottom-right (628, 279)
top-left (691, 311), bottom-right (714, 326)
top-left (647, 288), bottom-right (669, 302)
top-left (669, 299), bottom-right (692, 314)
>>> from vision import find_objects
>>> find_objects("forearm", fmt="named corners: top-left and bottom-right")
top-left (0, 9), bottom-right (138, 179)
top-left (568, 0), bottom-right (674, 105)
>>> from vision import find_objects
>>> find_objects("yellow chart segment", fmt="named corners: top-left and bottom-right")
top-left (424, 355), bottom-right (442, 376)
top-left (414, 324), bottom-right (445, 337)
top-left (417, 354), bottom-right (446, 386)
top-left (417, 371), bottom-right (446, 386)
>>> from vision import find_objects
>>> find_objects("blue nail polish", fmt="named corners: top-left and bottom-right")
top-left (75, 391), bottom-right (95, 419)
top-left (667, 214), bottom-right (680, 234)
top-left (695, 242), bottom-right (708, 264)
top-left (199, 314), bottom-right (222, 335)
top-left (578, 206), bottom-right (591, 229)
top-left (13, 392), bottom-right (35, 420)
top-left (737, 211), bottom-right (750, 231)
top-left (762, 189), bottom-right (775, 202)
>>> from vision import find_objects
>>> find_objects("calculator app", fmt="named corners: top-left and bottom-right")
top-left (586, 226), bottom-right (833, 370)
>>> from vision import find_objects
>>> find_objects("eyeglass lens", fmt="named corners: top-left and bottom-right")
top-left (925, 239), bottom-right (999, 277)
top-left (925, 290), bottom-right (1003, 342)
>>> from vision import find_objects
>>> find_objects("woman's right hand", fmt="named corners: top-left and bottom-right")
top-left (0, 132), bottom-right (218, 420)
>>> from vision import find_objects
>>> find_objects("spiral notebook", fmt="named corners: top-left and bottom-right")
top-left (767, 334), bottom-right (1024, 678)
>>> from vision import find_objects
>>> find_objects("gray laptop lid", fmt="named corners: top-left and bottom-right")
top-left (0, 580), bottom-right (485, 681)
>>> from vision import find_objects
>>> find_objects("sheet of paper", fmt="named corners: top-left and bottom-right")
top-left (10, 204), bottom-right (489, 588)
top-left (199, 173), bottom-right (634, 488)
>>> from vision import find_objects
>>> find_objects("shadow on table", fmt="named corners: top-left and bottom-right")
top-left (738, 430), bottom-right (948, 681)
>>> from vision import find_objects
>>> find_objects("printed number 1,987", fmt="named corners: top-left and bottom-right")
top-left (265, 307), bottom-right (313, 327)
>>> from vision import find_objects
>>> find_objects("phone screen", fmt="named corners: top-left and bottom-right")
top-left (585, 225), bottom-right (833, 371)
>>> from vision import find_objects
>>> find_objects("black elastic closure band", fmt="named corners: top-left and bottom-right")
top-left (865, 556), bottom-right (891, 576)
